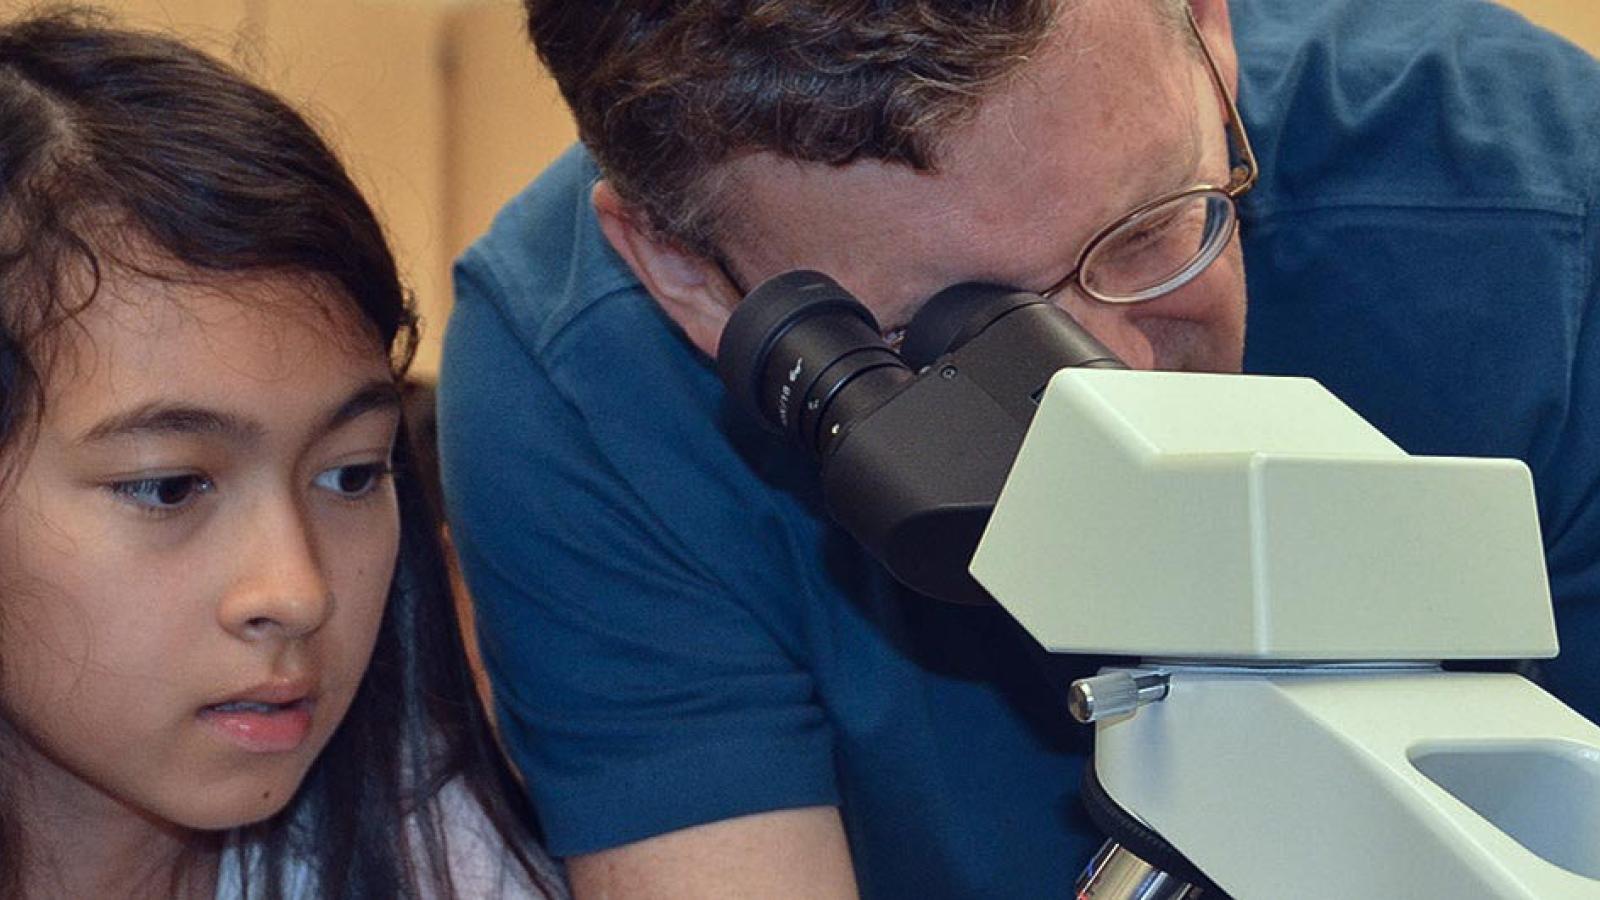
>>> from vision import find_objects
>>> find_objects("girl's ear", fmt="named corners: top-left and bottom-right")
top-left (591, 181), bottom-right (742, 358)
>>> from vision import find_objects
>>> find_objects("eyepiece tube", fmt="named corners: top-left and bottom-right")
top-left (716, 271), bottom-right (914, 457)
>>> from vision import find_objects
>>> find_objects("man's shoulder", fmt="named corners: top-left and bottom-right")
top-left (1235, 0), bottom-right (1600, 213)
top-left (1234, 0), bottom-right (1598, 99)
top-left (454, 143), bottom-right (640, 359)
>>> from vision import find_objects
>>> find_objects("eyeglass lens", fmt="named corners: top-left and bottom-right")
top-left (1079, 190), bottom-right (1236, 303)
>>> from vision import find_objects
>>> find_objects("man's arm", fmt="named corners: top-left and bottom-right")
top-left (568, 807), bottom-right (859, 900)
top-left (441, 218), bottom-right (852, 885)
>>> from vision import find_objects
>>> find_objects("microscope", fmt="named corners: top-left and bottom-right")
top-left (717, 270), bottom-right (1600, 899)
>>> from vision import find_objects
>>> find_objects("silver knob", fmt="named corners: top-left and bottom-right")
top-left (1068, 670), bottom-right (1171, 724)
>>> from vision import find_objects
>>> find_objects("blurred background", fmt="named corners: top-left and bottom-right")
top-left (9, 0), bottom-right (1598, 378)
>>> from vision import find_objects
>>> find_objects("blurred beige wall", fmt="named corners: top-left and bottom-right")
top-left (250, 1), bottom-right (452, 373)
top-left (443, 2), bottom-right (575, 266)
top-left (9, 0), bottom-right (1594, 374)
top-left (13, 0), bottom-right (573, 378)
top-left (86, 0), bottom-right (245, 40)
top-left (1501, 0), bottom-right (1600, 54)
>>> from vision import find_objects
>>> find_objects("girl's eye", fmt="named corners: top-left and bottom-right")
top-left (314, 462), bottom-right (392, 499)
top-left (110, 475), bottom-right (214, 511)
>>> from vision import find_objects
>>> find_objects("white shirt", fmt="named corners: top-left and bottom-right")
top-left (215, 779), bottom-right (566, 899)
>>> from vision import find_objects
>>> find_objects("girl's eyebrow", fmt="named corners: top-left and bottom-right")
top-left (76, 379), bottom-right (400, 446)
top-left (78, 403), bottom-right (264, 445)
top-left (317, 380), bottom-right (402, 436)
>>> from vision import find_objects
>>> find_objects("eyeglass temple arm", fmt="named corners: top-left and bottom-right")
top-left (1186, 5), bottom-right (1258, 197)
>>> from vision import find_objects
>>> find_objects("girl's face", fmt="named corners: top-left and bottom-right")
top-left (0, 266), bottom-right (401, 832)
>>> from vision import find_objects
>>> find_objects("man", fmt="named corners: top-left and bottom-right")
top-left (438, 0), bottom-right (1600, 895)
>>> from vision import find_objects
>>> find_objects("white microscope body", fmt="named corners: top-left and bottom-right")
top-left (970, 369), bottom-right (1600, 898)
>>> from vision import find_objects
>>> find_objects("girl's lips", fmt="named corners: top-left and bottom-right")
top-left (198, 699), bottom-right (315, 753)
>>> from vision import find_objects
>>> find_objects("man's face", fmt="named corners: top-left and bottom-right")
top-left (712, 0), bottom-right (1246, 373)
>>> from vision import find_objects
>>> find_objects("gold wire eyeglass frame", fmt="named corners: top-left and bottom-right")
top-left (1037, 6), bottom-right (1259, 305)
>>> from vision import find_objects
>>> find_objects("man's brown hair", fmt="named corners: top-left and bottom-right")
top-left (526, 1), bottom-right (1061, 256)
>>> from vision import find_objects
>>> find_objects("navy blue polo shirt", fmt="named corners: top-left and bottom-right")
top-left (438, 0), bottom-right (1599, 895)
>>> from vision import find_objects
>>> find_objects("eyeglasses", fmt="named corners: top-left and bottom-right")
top-left (1038, 6), bottom-right (1257, 306)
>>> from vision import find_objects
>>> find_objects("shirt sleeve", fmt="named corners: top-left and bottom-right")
top-left (437, 255), bottom-right (840, 857)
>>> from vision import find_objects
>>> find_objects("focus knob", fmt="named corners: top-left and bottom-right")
top-left (1068, 670), bottom-right (1171, 724)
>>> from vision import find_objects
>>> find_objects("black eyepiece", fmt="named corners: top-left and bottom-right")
top-left (717, 271), bottom-right (914, 457)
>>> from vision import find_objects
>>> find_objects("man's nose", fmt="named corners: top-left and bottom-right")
top-left (217, 499), bottom-right (334, 642)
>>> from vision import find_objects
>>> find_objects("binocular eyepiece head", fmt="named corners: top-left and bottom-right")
top-left (715, 269), bottom-right (1124, 605)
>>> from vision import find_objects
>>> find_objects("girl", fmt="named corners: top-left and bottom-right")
top-left (0, 10), bottom-right (563, 899)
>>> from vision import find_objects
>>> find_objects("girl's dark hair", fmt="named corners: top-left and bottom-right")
top-left (0, 9), bottom-right (554, 898)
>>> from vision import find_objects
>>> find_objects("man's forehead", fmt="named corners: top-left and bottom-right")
top-left (714, 0), bottom-right (1200, 314)
top-left (952, 1), bottom-right (1200, 207)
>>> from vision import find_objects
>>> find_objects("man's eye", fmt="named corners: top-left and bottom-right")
top-left (1113, 206), bottom-right (1189, 252)
top-left (313, 462), bottom-right (392, 499)
top-left (1112, 228), bottom-right (1161, 256)
top-left (110, 475), bottom-right (213, 511)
